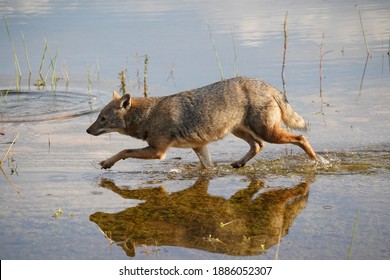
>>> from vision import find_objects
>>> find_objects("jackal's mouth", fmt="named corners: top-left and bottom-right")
top-left (86, 127), bottom-right (115, 136)
top-left (86, 128), bottom-right (105, 136)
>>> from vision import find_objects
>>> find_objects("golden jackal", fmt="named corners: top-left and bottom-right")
top-left (87, 77), bottom-right (317, 169)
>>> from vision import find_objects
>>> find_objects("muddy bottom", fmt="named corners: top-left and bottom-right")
top-left (0, 90), bottom-right (389, 260)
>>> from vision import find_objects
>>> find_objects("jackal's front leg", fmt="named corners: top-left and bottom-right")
top-left (193, 146), bottom-right (213, 168)
top-left (100, 146), bottom-right (167, 169)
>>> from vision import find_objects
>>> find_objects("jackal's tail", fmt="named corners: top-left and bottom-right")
top-left (271, 89), bottom-right (307, 130)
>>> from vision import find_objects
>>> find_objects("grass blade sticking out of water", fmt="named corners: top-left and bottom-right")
top-left (43, 39), bottom-right (61, 91)
top-left (5, 16), bottom-right (22, 91)
top-left (347, 209), bottom-right (360, 259)
top-left (231, 32), bottom-right (239, 77)
top-left (134, 52), bottom-right (143, 91)
top-left (144, 54), bottom-right (149, 97)
top-left (318, 33), bottom-right (333, 107)
top-left (359, 54), bottom-right (369, 96)
top-left (355, 5), bottom-right (370, 56)
top-left (62, 60), bottom-right (70, 90)
top-left (21, 31), bottom-right (32, 89)
top-left (50, 44), bottom-right (61, 90)
top-left (87, 65), bottom-right (95, 94)
top-left (97, 57), bottom-right (101, 81)
top-left (119, 69), bottom-right (127, 95)
top-left (37, 40), bottom-right (48, 88)
top-left (208, 24), bottom-right (224, 80)
top-left (1, 81), bottom-right (14, 102)
top-left (281, 11), bottom-right (288, 97)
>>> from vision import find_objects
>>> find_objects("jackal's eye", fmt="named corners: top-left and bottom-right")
top-left (100, 116), bottom-right (107, 122)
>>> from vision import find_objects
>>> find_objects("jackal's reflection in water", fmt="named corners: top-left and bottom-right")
top-left (90, 175), bottom-right (314, 257)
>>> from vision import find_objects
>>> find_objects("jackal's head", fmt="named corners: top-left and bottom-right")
top-left (86, 91), bottom-right (131, 136)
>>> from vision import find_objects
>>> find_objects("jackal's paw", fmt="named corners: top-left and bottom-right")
top-left (231, 161), bottom-right (246, 169)
top-left (100, 159), bottom-right (114, 169)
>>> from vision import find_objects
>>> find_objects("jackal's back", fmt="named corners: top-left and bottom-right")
top-left (144, 77), bottom-right (280, 147)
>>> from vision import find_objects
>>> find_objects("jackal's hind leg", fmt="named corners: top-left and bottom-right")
top-left (193, 146), bottom-right (213, 168)
top-left (262, 127), bottom-right (318, 160)
top-left (231, 128), bottom-right (264, 168)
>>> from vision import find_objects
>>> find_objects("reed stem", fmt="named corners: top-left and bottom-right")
top-left (38, 40), bottom-right (48, 88)
top-left (144, 54), bottom-right (149, 97)
top-left (5, 16), bottom-right (22, 91)
top-left (281, 11), bottom-right (288, 97)
top-left (21, 31), bottom-right (32, 89)
top-left (356, 5), bottom-right (370, 55)
top-left (119, 69), bottom-right (127, 95)
top-left (232, 32), bottom-right (238, 77)
top-left (208, 24), bottom-right (224, 80)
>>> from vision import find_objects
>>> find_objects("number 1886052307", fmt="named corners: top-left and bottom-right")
top-left (212, 266), bottom-right (272, 276)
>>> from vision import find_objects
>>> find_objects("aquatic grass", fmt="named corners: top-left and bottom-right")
top-left (5, 16), bottom-right (22, 91)
top-left (208, 24), bottom-right (224, 80)
top-left (144, 54), bottom-right (149, 97)
top-left (317, 33), bottom-right (333, 105)
top-left (355, 5), bottom-right (370, 56)
top-left (87, 65), bottom-right (95, 94)
top-left (118, 69), bottom-right (127, 95)
top-left (21, 31), bottom-right (32, 89)
top-left (231, 32), bottom-right (239, 77)
top-left (358, 54), bottom-right (369, 96)
top-left (96, 57), bottom-right (101, 81)
top-left (62, 60), bottom-right (70, 90)
top-left (48, 43), bottom-right (61, 90)
top-left (134, 52), bottom-right (143, 91)
top-left (37, 40), bottom-right (49, 88)
top-left (281, 11), bottom-right (288, 97)
top-left (1, 81), bottom-right (14, 102)
top-left (35, 39), bottom-right (61, 90)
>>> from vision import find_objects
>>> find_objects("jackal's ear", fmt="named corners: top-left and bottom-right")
top-left (113, 91), bottom-right (121, 101)
top-left (119, 94), bottom-right (131, 110)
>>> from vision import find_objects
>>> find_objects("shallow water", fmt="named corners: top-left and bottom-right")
top-left (0, 0), bottom-right (389, 259)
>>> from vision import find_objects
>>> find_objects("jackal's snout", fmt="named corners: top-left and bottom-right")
top-left (86, 122), bottom-right (99, 136)
top-left (86, 127), bottom-right (92, 135)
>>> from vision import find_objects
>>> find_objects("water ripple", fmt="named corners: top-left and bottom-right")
top-left (0, 91), bottom-right (103, 123)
